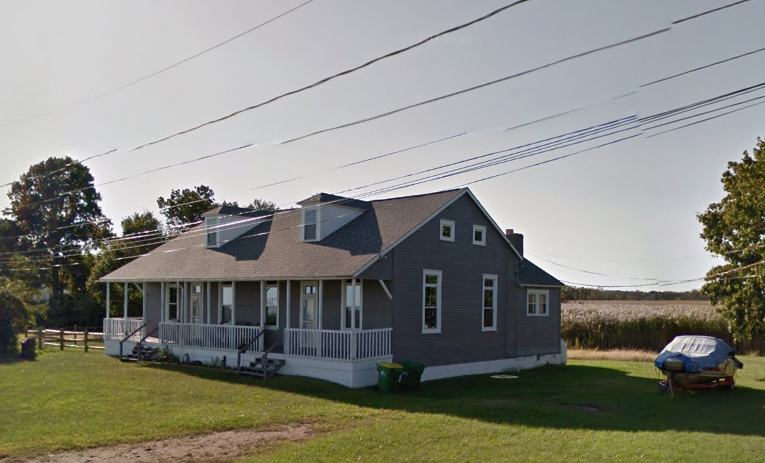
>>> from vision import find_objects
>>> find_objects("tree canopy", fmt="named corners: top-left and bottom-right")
top-left (698, 137), bottom-right (765, 342)
top-left (156, 185), bottom-right (217, 228)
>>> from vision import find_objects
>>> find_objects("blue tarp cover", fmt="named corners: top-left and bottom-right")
top-left (654, 335), bottom-right (735, 372)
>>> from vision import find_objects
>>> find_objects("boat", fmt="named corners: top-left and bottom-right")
top-left (654, 335), bottom-right (743, 392)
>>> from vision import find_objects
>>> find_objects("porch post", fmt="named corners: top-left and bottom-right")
top-left (160, 282), bottom-right (165, 322)
top-left (259, 281), bottom-right (265, 329)
top-left (318, 280), bottom-right (323, 330)
top-left (231, 281), bottom-right (236, 324)
top-left (285, 280), bottom-right (291, 354)
top-left (351, 278), bottom-right (357, 330)
top-left (206, 282), bottom-right (211, 324)
top-left (142, 282), bottom-right (147, 321)
top-left (105, 283), bottom-right (110, 318)
top-left (184, 282), bottom-right (189, 324)
top-left (123, 282), bottom-right (128, 318)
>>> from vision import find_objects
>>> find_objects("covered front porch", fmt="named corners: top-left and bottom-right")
top-left (102, 278), bottom-right (394, 386)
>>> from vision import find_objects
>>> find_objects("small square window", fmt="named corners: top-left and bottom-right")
top-left (473, 225), bottom-right (486, 245)
top-left (440, 219), bottom-right (455, 242)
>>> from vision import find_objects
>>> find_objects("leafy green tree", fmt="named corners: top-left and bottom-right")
top-left (221, 198), bottom-right (279, 212)
top-left (0, 284), bottom-right (29, 352)
top-left (157, 185), bottom-right (217, 228)
top-left (0, 218), bottom-right (21, 254)
top-left (121, 211), bottom-right (161, 237)
top-left (698, 137), bottom-right (765, 342)
top-left (5, 157), bottom-right (111, 301)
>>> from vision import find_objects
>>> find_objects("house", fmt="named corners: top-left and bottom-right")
top-left (100, 188), bottom-right (566, 387)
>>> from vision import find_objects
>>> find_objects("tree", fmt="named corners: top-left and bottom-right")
top-left (248, 198), bottom-right (279, 212)
top-left (0, 218), bottom-right (21, 254)
top-left (698, 137), bottom-right (765, 342)
top-left (5, 157), bottom-right (111, 300)
top-left (157, 185), bottom-right (217, 228)
top-left (0, 280), bottom-right (30, 352)
top-left (121, 210), bottom-right (161, 237)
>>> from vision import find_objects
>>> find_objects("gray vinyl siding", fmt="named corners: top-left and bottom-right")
top-left (145, 283), bottom-right (162, 333)
top-left (210, 283), bottom-right (219, 323)
top-left (357, 256), bottom-right (393, 280)
top-left (322, 280), bottom-right (342, 330)
top-left (288, 281), bottom-right (300, 329)
top-left (391, 194), bottom-right (518, 367)
top-left (514, 287), bottom-right (561, 356)
top-left (362, 279), bottom-right (393, 329)
top-left (235, 281), bottom-right (260, 325)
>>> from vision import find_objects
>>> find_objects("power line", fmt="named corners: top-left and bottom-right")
top-left (672, 0), bottom-right (750, 25)
top-left (0, 0), bottom-right (315, 129)
top-left (647, 98), bottom-right (765, 139)
top-left (641, 45), bottom-right (765, 87)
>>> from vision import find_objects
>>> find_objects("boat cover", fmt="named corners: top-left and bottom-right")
top-left (654, 336), bottom-right (736, 373)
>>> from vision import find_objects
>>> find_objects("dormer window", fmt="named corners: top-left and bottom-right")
top-left (206, 218), bottom-right (219, 247)
top-left (303, 208), bottom-right (319, 242)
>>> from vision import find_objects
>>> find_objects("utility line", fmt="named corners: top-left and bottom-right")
top-left (0, 0), bottom-right (315, 129)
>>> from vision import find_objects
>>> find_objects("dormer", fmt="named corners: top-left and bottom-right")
top-left (203, 205), bottom-right (270, 248)
top-left (298, 193), bottom-right (367, 242)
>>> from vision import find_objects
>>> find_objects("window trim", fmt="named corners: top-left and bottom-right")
top-left (440, 219), bottom-right (455, 242)
top-left (206, 217), bottom-right (220, 247)
top-left (302, 207), bottom-right (320, 242)
top-left (482, 274), bottom-right (497, 331)
top-left (473, 225), bottom-right (486, 246)
top-left (422, 269), bottom-right (442, 334)
top-left (264, 283), bottom-right (279, 329)
top-left (219, 282), bottom-right (235, 324)
top-left (527, 289), bottom-right (550, 317)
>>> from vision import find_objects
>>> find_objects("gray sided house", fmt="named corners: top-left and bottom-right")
top-left (100, 188), bottom-right (565, 387)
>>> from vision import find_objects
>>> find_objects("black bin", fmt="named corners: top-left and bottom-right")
top-left (20, 337), bottom-right (36, 360)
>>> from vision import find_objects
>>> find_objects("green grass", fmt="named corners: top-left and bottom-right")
top-left (2, 350), bottom-right (765, 462)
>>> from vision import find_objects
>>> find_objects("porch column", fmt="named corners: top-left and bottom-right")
top-left (260, 281), bottom-right (265, 329)
top-left (231, 281), bottom-right (236, 324)
top-left (286, 280), bottom-right (291, 329)
top-left (318, 280), bottom-right (323, 330)
top-left (184, 282), bottom-right (189, 324)
top-left (206, 282), bottom-right (211, 324)
top-left (105, 283), bottom-right (110, 318)
top-left (123, 282), bottom-right (128, 318)
top-left (142, 282), bottom-right (147, 320)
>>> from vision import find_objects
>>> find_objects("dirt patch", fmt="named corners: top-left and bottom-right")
top-left (10, 424), bottom-right (314, 463)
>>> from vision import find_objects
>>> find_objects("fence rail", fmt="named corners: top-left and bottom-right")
top-left (284, 328), bottom-right (392, 362)
top-left (25, 327), bottom-right (105, 352)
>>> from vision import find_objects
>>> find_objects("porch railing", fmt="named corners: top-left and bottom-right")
top-left (158, 322), bottom-right (262, 352)
top-left (103, 318), bottom-right (144, 341)
top-left (284, 328), bottom-right (392, 362)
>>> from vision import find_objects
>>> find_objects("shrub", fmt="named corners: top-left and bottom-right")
top-left (0, 290), bottom-right (28, 353)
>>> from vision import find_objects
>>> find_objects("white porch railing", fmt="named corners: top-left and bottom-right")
top-left (284, 328), bottom-right (392, 362)
top-left (103, 318), bottom-right (144, 341)
top-left (158, 322), bottom-right (262, 352)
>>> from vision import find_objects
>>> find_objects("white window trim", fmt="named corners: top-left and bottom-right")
top-left (219, 282), bottom-right (236, 324)
top-left (302, 207), bottom-right (321, 242)
top-left (206, 217), bottom-right (220, 248)
top-left (264, 283), bottom-right (279, 330)
top-left (341, 279), bottom-right (363, 331)
top-left (527, 289), bottom-right (550, 317)
top-left (482, 274), bottom-right (497, 331)
top-left (473, 225), bottom-right (486, 246)
top-left (440, 219), bottom-right (455, 242)
top-left (166, 283), bottom-right (182, 322)
top-left (422, 269), bottom-right (442, 334)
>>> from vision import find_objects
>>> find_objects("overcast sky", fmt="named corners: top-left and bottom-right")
top-left (1, 0), bottom-right (763, 291)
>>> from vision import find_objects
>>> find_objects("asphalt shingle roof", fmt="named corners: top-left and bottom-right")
top-left (101, 189), bottom-right (464, 282)
top-left (519, 259), bottom-right (564, 287)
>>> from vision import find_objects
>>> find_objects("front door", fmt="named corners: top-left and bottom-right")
top-left (300, 282), bottom-right (319, 351)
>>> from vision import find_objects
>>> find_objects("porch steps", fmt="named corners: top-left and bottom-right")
top-left (123, 344), bottom-right (160, 362)
top-left (238, 358), bottom-right (286, 379)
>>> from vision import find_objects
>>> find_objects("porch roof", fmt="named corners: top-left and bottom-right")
top-left (100, 189), bottom-right (464, 282)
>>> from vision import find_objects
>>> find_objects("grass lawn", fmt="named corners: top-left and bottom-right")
top-left (1, 349), bottom-right (765, 462)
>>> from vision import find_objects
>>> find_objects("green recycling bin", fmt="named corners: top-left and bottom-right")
top-left (399, 361), bottom-right (426, 390)
top-left (376, 362), bottom-right (403, 393)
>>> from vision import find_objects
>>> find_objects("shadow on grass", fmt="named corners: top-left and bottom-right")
top-left (144, 361), bottom-right (765, 437)
top-left (0, 351), bottom-right (30, 365)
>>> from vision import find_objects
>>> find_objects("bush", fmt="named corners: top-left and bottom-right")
top-left (0, 290), bottom-right (28, 353)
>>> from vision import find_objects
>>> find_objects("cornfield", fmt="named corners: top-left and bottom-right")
top-left (561, 301), bottom-right (764, 354)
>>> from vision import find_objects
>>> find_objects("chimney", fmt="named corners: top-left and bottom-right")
top-left (505, 229), bottom-right (523, 256)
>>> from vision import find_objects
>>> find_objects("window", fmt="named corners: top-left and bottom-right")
top-left (440, 219), bottom-right (455, 242)
top-left (206, 218), bottom-right (219, 246)
top-left (527, 289), bottom-right (549, 316)
top-left (303, 208), bottom-right (319, 241)
top-left (423, 270), bottom-right (442, 333)
top-left (221, 283), bottom-right (234, 324)
top-left (482, 274), bottom-right (497, 330)
top-left (265, 284), bottom-right (278, 328)
top-left (343, 280), bottom-right (362, 330)
top-left (473, 225), bottom-right (486, 246)
top-left (167, 284), bottom-right (180, 321)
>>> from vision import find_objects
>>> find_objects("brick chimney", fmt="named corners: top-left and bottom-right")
top-left (505, 229), bottom-right (523, 256)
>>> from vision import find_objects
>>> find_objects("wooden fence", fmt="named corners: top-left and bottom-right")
top-left (25, 327), bottom-right (105, 352)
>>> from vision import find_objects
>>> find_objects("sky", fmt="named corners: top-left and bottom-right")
top-left (0, 0), bottom-right (764, 291)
